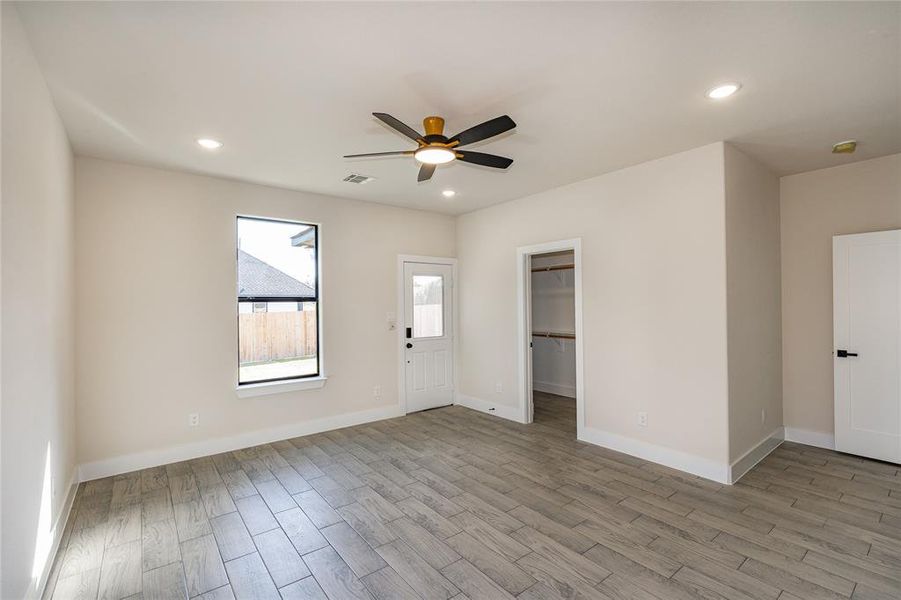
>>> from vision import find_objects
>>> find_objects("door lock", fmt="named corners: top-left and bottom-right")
top-left (406, 343), bottom-right (413, 349)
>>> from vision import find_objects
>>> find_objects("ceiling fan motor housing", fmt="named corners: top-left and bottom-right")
top-left (423, 116), bottom-right (446, 137)
top-left (421, 117), bottom-right (455, 147)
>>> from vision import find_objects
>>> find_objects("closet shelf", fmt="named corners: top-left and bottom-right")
top-left (531, 331), bottom-right (576, 340)
top-left (530, 264), bottom-right (574, 272)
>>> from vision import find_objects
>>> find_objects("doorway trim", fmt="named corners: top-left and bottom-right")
top-left (397, 254), bottom-right (458, 415)
top-left (516, 239), bottom-right (584, 435)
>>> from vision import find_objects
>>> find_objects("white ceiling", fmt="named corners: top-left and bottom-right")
top-left (16, 1), bottom-right (901, 215)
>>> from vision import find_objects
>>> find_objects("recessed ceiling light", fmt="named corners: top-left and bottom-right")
top-left (705, 83), bottom-right (741, 100)
top-left (442, 190), bottom-right (456, 198)
top-left (196, 138), bottom-right (223, 150)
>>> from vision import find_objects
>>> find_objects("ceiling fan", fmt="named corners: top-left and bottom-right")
top-left (344, 113), bottom-right (516, 182)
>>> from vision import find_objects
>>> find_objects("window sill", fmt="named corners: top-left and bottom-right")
top-left (236, 376), bottom-right (328, 398)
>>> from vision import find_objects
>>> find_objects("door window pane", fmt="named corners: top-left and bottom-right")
top-left (413, 275), bottom-right (443, 338)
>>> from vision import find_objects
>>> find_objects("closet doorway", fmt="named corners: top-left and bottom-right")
top-left (516, 239), bottom-right (584, 437)
top-left (531, 250), bottom-right (577, 434)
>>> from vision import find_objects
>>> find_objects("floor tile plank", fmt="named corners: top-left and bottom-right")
top-left (180, 534), bottom-right (228, 597)
top-left (375, 539), bottom-right (459, 599)
top-left (303, 546), bottom-right (374, 600)
top-left (254, 528), bottom-right (310, 588)
top-left (223, 552), bottom-right (280, 600)
top-left (276, 507), bottom-right (329, 555)
top-left (209, 511), bottom-right (255, 562)
top-left (142, 562), bottom-right (188, 600)
top-left (321, 521), bottom-right (387, 577)
top-left (97, 540), bottom-right (142, 600)
top-left (142, 518), bottom-right (181, 572)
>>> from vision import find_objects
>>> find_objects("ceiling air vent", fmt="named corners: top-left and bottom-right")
top-left (343, 174), bottom-right (375, 184)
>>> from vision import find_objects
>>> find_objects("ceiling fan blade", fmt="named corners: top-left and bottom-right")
top-left (373, 113), bottom-right (423, 142)
top-left (449, 115), bottom-right (516, 146)
top-left (417, 163), bottom-right (436, 182)
top-left (456, 151), bottom-right (513, 169)
top-left (344, 151), bottom-right (414, 158)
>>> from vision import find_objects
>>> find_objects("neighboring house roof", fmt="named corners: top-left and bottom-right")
top-left (290, 226), bottom-right (315, 248)
top-left (238, 249), bottom-right (315, 298)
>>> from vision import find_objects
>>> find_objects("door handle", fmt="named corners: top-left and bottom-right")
top-left (406, 343), bottom-right (413, 349)
top-left (836, 349), bottom-right (858, 358)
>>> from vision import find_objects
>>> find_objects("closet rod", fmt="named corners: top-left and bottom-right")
top-left (530, 264), bottom-right (575, 272)
top-left (531, 331), bottom-right (576, 340)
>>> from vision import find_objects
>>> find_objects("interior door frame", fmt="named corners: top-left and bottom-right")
top-left (516, 239), bottom-right (584, 434)
top-left (397, 255), bottom-right (458, 415)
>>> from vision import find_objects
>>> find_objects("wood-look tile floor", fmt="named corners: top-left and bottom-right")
top-left (45, 394), bottom-right (901, 600)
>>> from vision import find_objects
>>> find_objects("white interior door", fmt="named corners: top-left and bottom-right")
top-left (403, 262), bottom-right (454, 413)
top-left (833, 229), bottom-right (901, 464)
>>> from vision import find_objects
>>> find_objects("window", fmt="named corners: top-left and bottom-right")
top-left (412, 274), bottom-right (444, 338)
top-left (237, 216), bottom-right (319, 385)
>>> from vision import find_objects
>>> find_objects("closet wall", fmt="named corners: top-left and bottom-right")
top-left (531, 251), bottom-right (576, 398)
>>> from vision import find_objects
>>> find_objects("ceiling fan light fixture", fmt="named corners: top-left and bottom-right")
top-left (414, 146), bottom-right (455, 165)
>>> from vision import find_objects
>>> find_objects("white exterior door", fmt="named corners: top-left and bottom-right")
top-left (403, 262), bottom-right (454, 413)
top-left (833, 229), bottom-right (901, 464)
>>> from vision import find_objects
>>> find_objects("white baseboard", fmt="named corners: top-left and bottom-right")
top-left (783, 427), bottom-right (835, 450)
top-left (79, 404), bottom-right (404, 481)
top-left (455, 393), bottom-right (525, 424)
top-left (729, 427), bottom-right (784, 484)
top-left (532, 380), bottom-right (576, 398)
top-left (579, 426), bottom-right (731, 484)
top-left (34, 469), bottom-right (79, 600)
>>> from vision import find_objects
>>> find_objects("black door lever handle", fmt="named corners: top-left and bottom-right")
top-left (836, 349), bottom-right (858, 358)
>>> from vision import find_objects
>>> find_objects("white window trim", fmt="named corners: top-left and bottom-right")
top-left (236, 376), bottom-right (328, 398)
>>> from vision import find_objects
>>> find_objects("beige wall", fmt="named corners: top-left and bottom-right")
top-left (457, 143), bottom-right (732, 463)
top-left (724, 144), bottom-right (783, 462)
top-left (1, 4), bottom-right (77, 598)
top-left (781, 154), bottom-right (901, 437)
top-left (74, 157), bottom-right (455, 468)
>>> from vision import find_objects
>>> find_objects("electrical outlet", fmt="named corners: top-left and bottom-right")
top-left (188, 413), bottom-right (199, 427)
top-left (495, 382), bottom-right (503, 393)
top-left (638, 412), bottom-right (648, 427)
top-left (373, 385), bottom-right (382, 399)
top-left (761, 408), bottom-right (766, 425)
